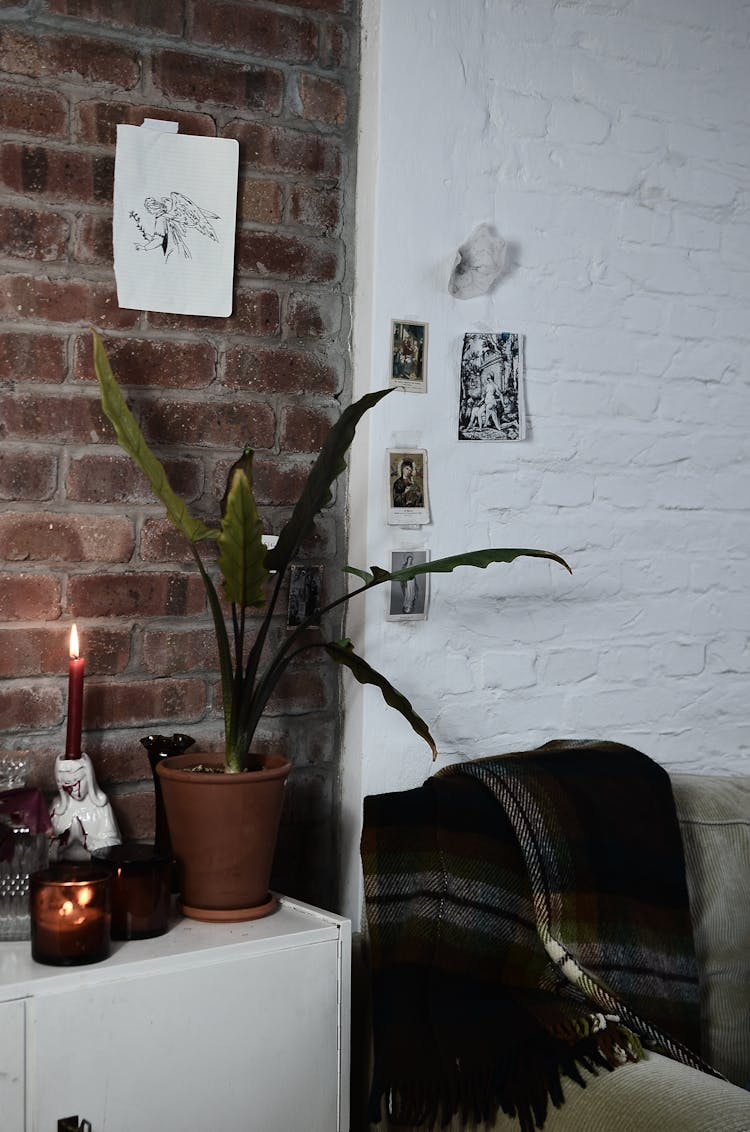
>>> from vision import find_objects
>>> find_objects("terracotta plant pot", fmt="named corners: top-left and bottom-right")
top-left (155, 752), bottom-right (291, 923)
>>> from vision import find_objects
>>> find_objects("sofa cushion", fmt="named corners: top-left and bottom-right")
top-left (672, 773), bottom-right (750, 1088)
top-left (380, 1052), bottom-right (750, 1131)
top-left (552, 1055), bottom-right (750, 1130)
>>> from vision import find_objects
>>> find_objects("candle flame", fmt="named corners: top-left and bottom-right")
top-left (59, 900), bottom-right (74, 918)
top-left (69, 623), bottom-right (79, 660)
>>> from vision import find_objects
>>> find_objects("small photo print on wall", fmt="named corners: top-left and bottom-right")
top-left (387, 551), bottom-right (430, 620)
top-left (387, 449), bottom-right (430, 526)
top-left (458, 332), bottom-right (526, 441)
top-left (388, 320), bottom-right (428, 391)
top-left (287, 565), bottom-right (323, 628)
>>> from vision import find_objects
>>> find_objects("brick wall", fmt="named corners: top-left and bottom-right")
top-left (0, 0), bottom-right (359, 910)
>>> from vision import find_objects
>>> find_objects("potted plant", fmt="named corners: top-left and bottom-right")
top-left (92, 331), bottom-right (571, 920)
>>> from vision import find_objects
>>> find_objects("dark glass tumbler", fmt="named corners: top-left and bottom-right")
top-left (92, 842), bottom-right (171, 940)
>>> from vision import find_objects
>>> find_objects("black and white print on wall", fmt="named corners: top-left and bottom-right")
top-left (287, 565), bottom-right (323, 628)
top-left (113, 122), bottom-right (239, 317)
top-left (458, 332), bottom-right (526, 441)
top-left (388, 320), bottom-right (428, 392)
top-left (387, 449), bottom-right (430, 526)
top-left (387, 551), bottom-right (430, 620)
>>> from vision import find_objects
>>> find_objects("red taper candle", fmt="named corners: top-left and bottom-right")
top-left (65, 624), bottom-right (85, 758)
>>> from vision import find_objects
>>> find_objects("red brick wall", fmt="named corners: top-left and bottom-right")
top-left (0, 0), bottom-right (358, 910)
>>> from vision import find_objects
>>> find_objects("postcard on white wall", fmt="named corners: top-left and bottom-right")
top-left (388, 319), bottom-right (428, 391)
top-left (457, 332), bottom-right (526, 441)
top-left (386, 448), bottom-right (430, 526)
top-left (113, 123), bottom-right (239, 317)
top-left (386, 550), bottom-right (430, 621)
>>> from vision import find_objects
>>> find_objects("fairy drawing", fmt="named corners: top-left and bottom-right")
top-left (130, 191), bottom-right (220, 261)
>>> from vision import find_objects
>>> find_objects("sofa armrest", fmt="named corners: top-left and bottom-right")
top-left (672, 773), bottom-right (750, 1087)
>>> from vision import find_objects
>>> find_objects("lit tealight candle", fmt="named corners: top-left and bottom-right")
top-left (65, 624), bottom-right (85, 758)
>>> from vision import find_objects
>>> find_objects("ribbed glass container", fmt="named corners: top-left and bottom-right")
top-left (0, 819), bottom-right (51, 940)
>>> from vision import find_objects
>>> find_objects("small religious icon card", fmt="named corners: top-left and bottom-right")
top-left (386, 550), bottom-right (430, 621)
top-left (388, 320), bottom-right (428, 391)
top-left (287, 564), bottom-right (323, 628)
top-left (457, 331), bottom-right (526, 441)
top-left (387, 448), bottom-right (430, 526)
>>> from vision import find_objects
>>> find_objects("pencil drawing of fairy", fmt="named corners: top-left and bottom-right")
top-left (129, 191), bottom-right (220, 261)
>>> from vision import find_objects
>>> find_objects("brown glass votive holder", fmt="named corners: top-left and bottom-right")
top-left (92, 842), bottom-right (171, 940)
top-left (30, 864), bottom-right (111, 966)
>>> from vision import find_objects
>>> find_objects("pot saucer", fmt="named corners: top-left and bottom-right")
top-left (178, 893), bottom-right (278, 922)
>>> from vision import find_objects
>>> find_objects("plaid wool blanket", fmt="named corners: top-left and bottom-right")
top-left (362, 740), bottom-right (720, 1131)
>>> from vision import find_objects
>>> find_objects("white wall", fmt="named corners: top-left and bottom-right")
top-left (342, 0), bottom-right (750, 919)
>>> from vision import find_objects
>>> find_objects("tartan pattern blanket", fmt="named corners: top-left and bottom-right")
top-left (362, 740), bottom-right (719, 1131)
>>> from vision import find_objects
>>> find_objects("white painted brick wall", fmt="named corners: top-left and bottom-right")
top-left (347, 0), bottom-right (750, 833)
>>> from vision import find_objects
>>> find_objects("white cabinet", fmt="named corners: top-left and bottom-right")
top-left (0, 997), bottom-right (25, 1128)
top-left (0, 897), bottom-right (351, 1132)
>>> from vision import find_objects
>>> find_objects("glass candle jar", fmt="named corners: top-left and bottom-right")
top-left (0, 752), bottom-right (28, 791)
top-left (30, 864), bottom-right (111, 965)
top-left (1, 785), bottom-right (52, 941)
top-left (0, 817), bottom-right (50, 941)
top-left (92, 842), bottom-right (171, 940)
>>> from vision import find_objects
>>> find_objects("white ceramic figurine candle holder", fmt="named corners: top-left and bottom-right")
top-left (50, 754), bottom-right (121, 861)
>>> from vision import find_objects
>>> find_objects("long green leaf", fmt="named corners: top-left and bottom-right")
top-left (365, 547), bottom-right (572, 584)
top-left (344, 565), bottom-right (374, 584)
top-left (191, 547), bottom-right (236, 753)
top-left (217, 468), bottom-right (268, 609)
top-left (92, 330), bottom-right (217, 544)
top-left (325, 639), bottom-right (438, 760)
top-left (265, 388), bottom-right (394, 576)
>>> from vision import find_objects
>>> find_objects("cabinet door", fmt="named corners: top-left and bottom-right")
top-left (0, 997), bottom-right (25, 1131)
top-left (29, 940), bottom-right (341, 1132)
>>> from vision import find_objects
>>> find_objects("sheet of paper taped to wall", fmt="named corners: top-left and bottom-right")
top-left (113, 122), bottom-right (239, 316)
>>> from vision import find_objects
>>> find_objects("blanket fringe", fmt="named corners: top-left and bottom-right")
top-left (369, 1020), bottom-right (645, 1130)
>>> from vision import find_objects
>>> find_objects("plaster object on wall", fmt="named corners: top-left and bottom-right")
top-left (387, 449), bottom-right (430, 527)
top-left (50, 754), bottom-right (122, 861)
top-left (113, 122), bottom-right (239, 317)
top-left (448, 223), bottom-right (506, 299)
top-left (386, 550), bottom-right (430, 621)
top-left (388, 320), bottom-right (428, 391)
top-left (458, 332), bottom-right (526, 441)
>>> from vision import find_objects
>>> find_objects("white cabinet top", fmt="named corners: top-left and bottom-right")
top-left (0, 895), bottom-right (349, 1000)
